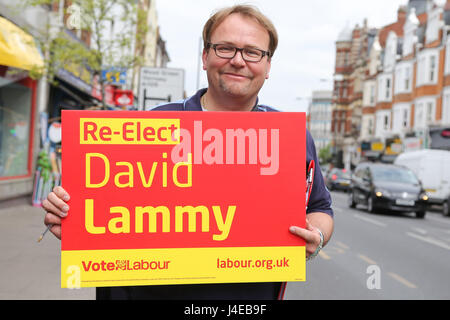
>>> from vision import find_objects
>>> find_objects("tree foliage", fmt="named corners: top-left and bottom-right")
top-left (318, 143), bottom-right (332, 165)
top-left (23, 0), bottom-right (148, 107)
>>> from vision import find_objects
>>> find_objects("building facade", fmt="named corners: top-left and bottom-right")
top-left (332, 20), bottom-right (376, 169)
top-left (332, 0), bottom-right (450, 167)
top-left (0, 1), bottom-right (48, 201)
top-left (0, 0), bottom-right (170, 202)
top-left (132, 0), bottom-right (170, 99)
top-left (308, 90), bottom-right (333, 153)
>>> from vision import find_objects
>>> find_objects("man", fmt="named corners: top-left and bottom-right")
top-left (43, 4), bottom-right (333, 300)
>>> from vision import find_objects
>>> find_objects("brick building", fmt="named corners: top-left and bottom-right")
top-left (332, 0), bottom-right (450, 167)
top-left (332, 20), bottom-right (377, 169)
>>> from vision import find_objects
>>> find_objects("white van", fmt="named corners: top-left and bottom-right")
top-left (394, 149), bottom-right (450, 216)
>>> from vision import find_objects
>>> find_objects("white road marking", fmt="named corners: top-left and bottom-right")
top-left (353, 214), bottom-right (387, 227)
top-left (406, 232), bottom-right (450, 251)
top-left (411, 227), bottom-right (428, 235)
top-left (426, 215), bottom-right (450, 226)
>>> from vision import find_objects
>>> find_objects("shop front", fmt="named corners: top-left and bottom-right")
top-left (381, 137), bottom-right (402, 163)
top-left (360, 139), bottom-right (384, 162)
top-left (0, 16), bottom-right (43, 201)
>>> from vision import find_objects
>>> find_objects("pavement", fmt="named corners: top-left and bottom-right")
top-left (0, 196), bottom-right (95, 300)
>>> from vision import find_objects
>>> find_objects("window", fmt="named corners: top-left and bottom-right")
top-left (416, 103), bottom-right (424, 129)
top-left (418, 56), bottom-right (426, 85)
top-left (370, 84), bottom-right (375, 104)
top-left (376, 111), bottom-right (390, 137)
top-left (344, 52), bottom-right (349, 66)
top-left (368, 118), bottom-right (373, 135)
top-left (417, 50), bottom-right (439, 86)
top-left (426, 8), bottom-right (441, 44)
top-left (386, 78), bottom-right (391, 100)
top-left (334, 82), bottom-right (340, 98)
top-left (403, 109), bottom-right (409, 128)
top-left (384, 115), bottom-right (389, 130)
top-left (378, 75), bottom-right (392, 102)
top-left (405, 66), bottom-right (410, 91)
top-left (430, 55), bottom-right (436, 83)
top-left (446, 40), bottom-right (450, 75)
top-left (0, 80), bottom-right (32, 178)
top-left (392, 104), bottom-right (410, 133)
top-left (427, 102), bottom-right (435, 123)
top-left (414, 99), bottom-right (434, 129)
top-left (394, 63), bottom-right (413, 94)
top-left (378, 78), bottom-right (383, 100)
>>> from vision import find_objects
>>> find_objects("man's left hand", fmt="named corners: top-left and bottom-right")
top-left (289, 219), bottom-right (322, 260)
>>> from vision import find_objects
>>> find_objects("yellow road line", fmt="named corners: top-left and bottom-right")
top-left (318, 250), bottom-right (331, 260)
top-left (388, 272), bottom-right (417, 289)
top-left (335, 241), bottom-right (349, 250)
top-left (357, 254), bottom-right (377, 265)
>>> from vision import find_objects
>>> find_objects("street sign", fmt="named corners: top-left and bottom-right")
top-left (138, 67), bottom-right (184, 111)
top-left (113, 89), bottom-right (134, 107)
top-left (102, 68), bottom-right (127, 85)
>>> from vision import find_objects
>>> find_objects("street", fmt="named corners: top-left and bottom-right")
top-left (0, 198), bottom-right (95, 300)
top-left (285, 190), bottom-right (450, 300)
top-left (1, 192), bottom-right (449, 300)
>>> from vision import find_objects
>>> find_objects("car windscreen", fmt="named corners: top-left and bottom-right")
top-left (336, 170), bottom-right (351, 179)
top-left (329, 169), bottom-right (350, 179)
top-left (371, 166), bottom-right (419, 184)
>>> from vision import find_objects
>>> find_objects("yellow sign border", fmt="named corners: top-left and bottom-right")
top-left (62, 246), bottom-right (305, 288)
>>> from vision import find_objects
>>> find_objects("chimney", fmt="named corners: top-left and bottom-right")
top-left (398, 6), bottom-right (407, 21)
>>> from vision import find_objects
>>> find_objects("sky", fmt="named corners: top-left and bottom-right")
top-left (155, 0), bottom-right (446, 113)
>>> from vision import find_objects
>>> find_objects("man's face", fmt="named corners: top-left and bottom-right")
top-left (202, 13), bottom-right (271, 103)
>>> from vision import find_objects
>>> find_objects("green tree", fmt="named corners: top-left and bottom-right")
top-left (318, 143), bottom-right (332, 165)
top-left (23, 0), bottom-right (148, 108)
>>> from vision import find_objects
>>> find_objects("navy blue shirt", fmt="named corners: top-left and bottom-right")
top-left (96, 88), bottom-right (333, 300)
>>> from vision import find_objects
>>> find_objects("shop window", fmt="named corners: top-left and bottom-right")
top-left (0, 80), bottom-right (32, 178)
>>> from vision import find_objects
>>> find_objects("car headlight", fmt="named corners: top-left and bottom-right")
top-left (375, 188), bottom-right (391, 198)
top-left (420, 192), bottom-right (429, 201)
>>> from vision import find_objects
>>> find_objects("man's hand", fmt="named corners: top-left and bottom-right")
top-left (289, 219), bottom-right (322, 260)
top-left (42, 186), bottom-right (71, 240)
top-left (289, 211), bottom-right (333, 259)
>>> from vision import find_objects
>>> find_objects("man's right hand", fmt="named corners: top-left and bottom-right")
top-left (42, 186), bottom-right (71, 240)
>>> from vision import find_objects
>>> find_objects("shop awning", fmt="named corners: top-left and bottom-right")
top-left (0, 16), bottom-right (44, 71)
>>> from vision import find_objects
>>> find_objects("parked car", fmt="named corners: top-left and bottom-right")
top-left (325, 168), bottom-right (351, 192)
top-left (348, 162), bottom-right (428, 218)
top-left (394, 149), bottom-right (450, 216)
top-left (443, 197), bottom-right (450, 216)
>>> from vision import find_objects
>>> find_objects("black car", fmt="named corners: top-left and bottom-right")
top-left (443, 196), bottom-right (450, 216)
top-left (348, 162), bottom-right (428, 218)
top-left (325, 168), bottom-right (351, 191)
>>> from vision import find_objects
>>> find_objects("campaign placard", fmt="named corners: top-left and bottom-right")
top-left (61, 110), bottom-right (306, 288)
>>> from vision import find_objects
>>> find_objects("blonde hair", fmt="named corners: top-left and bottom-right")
top-left (202, 5), bottom-right (278, 58)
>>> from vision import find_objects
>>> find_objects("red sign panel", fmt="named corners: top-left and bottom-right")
top-left (60, 110), bottom-right (306, 288)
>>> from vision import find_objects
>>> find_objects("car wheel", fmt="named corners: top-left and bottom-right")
top-left (442, 200), bottom-right (449, 216)
top-left (348, 190), bottom-right (356, 208)
top-left (367, 196), bottom-right (375, 213)
top-left (415, 211), bottom-right (426, 219)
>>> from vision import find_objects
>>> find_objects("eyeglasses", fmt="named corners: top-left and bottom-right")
top-left (206, 43), bottom-right (271, 62)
